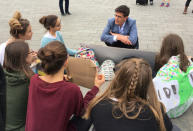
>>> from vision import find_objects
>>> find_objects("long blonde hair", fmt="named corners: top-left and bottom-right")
top-left (84, 58), bottom-right (166, 131)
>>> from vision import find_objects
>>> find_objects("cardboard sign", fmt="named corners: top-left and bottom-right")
top-left (153, 78), bottom-right (180, 112)
top-left (66, 57), bottom-right (97, 89)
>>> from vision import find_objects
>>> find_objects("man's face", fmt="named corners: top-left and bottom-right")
top-left (114, 12), bottom-right (128, 26)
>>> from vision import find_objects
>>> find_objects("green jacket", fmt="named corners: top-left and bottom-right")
top-left (4, 70), bottom-right (29, 131)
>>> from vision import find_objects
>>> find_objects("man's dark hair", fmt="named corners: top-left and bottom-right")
top-left (115, 5), bottom-right (130, 17)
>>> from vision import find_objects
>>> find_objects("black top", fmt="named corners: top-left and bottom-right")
top-left (0, 65), bottom-right (6, 131)
top-left (90, 99), bottom-right (173, 131)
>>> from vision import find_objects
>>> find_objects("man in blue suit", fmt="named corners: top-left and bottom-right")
top-left (101, 5), bottom-right (138, 49)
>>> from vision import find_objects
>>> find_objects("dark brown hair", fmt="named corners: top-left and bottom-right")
top-left (115, 5), bottom-right (130, 17)
top-left (39, 15), bottom-right (58, 30)
top-left (4, 40), bottom-right (34, 78)
top-left (38, 41), bottom-right (67, 75)
top-left (154, 34), bottom-right (190, 73)
top-left (84, 58), bottom-right (166, 131)
top-left (9, 11), bottom-right (30, 38)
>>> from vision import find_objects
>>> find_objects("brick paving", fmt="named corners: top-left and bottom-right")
top-left (0, 0), bottom-right (193, 130)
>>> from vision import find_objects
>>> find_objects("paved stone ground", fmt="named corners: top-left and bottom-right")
top-left (0, 0), bottom-right (193, 130)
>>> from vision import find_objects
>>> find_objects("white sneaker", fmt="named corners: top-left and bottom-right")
top-left (99, 59), bottom-right (115, 81)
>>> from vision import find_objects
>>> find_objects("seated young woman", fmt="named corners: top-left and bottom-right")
top-left (154, 34), bottom-right (193, 118)
top-left (25, 41), bottom-right (105, 131)
top-left (39, 15), bottom-right (77, 56)
top-left (3, 40), bottom-right (34, 131)
top-left (82, 58), bottom-right (173, 131)
top-left (0, 11), bottom-right (33, 66)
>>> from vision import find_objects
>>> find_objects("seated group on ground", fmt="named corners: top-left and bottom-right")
top-left (0, 4), bottom-right (192, 131)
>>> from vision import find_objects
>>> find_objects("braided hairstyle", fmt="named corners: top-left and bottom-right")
top-left (155, 34), bottom-right (190, 73)
top-left (9, 11), bottom-right (30, 38)
top-left (84, 58), bottom-right (166, 131)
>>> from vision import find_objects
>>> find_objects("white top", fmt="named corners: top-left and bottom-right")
top-left (44, 31), bottom-right (57, 39)
top-left (0, 42), bottom-right (7, 66)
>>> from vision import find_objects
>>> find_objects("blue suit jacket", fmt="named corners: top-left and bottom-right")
top-left (101, 17), bottom-right (138, 46)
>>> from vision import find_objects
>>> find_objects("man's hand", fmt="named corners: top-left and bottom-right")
top-left (118, 35), bottom-right (131, 45)
top-left (110, 32), bottom-right (131, 45)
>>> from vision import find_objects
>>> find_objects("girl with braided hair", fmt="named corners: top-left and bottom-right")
top-left (0, 11), bottom-right (33, 66)
top-left (83, 58), bottom-right (173, 131)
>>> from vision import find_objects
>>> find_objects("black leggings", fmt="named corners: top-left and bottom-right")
top-left (59, 0), bottom-right (69, 14)
top-left (185, 0), bottom-right (192, 7)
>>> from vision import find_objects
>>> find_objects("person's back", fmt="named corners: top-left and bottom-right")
top-left (4, 70), bottom-right (29, 131)
top-left (83, 58), bottom-right (173, 131)
top-left (3, 40), bottom-right (34, 131)
top-left (25, 41), bottom-right (104, 131)
top-left (27, 74), bottom-right (96, 131)
top-left (91, 99), bottom-right (171, 131)
top-left (154, 34), bottom-right (193, 118)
